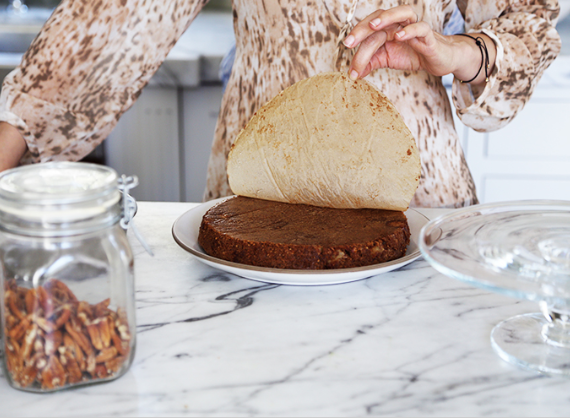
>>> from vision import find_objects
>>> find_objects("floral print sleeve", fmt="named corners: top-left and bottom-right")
top-left (0, 0), bottom-right (208, 164)
top-left (452, 0), bottom-right (561, 132)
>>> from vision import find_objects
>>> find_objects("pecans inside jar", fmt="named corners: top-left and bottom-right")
top-left (3, 278), bottom-right (132, 390)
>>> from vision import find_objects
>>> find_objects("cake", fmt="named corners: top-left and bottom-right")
top-left (197, 72), bottom-right (420, 271)
top-left (198, 196), bottom-right (410, 270)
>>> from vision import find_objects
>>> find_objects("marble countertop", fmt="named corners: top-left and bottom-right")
top-left (2, 201), bottom-right (570, 417)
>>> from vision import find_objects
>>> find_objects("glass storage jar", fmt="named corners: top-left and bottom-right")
top-left (0, 162), bottom-right (136, 392)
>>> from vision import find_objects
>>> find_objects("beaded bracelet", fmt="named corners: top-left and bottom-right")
top-left (456, 33), bottom-right (490, 84)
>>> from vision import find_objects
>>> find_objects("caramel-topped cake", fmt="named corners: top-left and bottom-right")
top-left (198, 196), bottom-right (410, 270)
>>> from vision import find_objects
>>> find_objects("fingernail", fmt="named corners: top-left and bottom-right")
top-left (370, 18), bottom-right (381, 28)
top-left (396, 30), bottom-right (406, 39)
top-left (349, 70), bottom-right (358, 80)
top-left (344, 35), bottom-right (355, 47)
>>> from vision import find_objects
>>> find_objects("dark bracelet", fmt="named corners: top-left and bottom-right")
top-left (456, 33), bottom-right (490, 84)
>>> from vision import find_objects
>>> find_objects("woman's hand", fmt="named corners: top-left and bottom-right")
top-left (0, 122), bottom-right (27, 172)
top-left (343, 5), bottom-right (496, 87)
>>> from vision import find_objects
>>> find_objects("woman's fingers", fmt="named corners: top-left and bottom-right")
top-left (343, 9), bottom-right (383, 48)
top-left (343, 6), bottom-right (453, 79)
top-left (394, 22), bottom-right (444, 66)
top-left (393, 21), bottom-right (432, 43)
top-left (349, 30), bottom-right (388, 79)
top-left (349, 21), bottom-right (433, 79)
top-left (358, 51), bottom-right (386, 79)
top-left (396, 23), bottom-right (456, 77)
top-left (344, 5), bottom-right (418, 49)
top-left (370, 5), bottom-right (418, 30)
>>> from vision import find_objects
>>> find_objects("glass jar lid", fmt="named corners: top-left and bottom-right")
top-left (0, 162), bottom-right (121, 232)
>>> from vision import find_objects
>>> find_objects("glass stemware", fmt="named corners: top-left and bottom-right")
top-left (419, 200), bottom-right (570, 376)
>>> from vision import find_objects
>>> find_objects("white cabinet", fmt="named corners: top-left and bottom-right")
top-left (181, 85), bottom-right (224, 202)
top-left (104, 87), bottom-right (181, 202)
top-left (104, 85), bottom-right (223, 203)
top-left (461, 96), bottom-right (570, 203)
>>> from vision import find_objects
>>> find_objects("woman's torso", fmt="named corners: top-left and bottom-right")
top-left (205, 0), bottom-right (478, 208)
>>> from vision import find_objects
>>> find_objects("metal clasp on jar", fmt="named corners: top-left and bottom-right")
top-left (117, 175), bottom-right (153, 256)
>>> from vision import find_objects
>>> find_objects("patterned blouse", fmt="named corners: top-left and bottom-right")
top-left (0, 0), bottom-right (561, 207)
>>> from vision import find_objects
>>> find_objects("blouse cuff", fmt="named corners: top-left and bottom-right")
top-left (0, 72), bottom-right (116, 165)
top-left (452, 28), bottom-right (534, 132)
top-left (0, 83), bottom-right (39, 164)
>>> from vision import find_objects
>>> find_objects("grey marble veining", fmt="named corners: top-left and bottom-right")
top-left (2, 202), bottom-right (570, 417)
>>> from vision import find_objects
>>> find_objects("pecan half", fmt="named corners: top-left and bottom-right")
top-left (86, 321), bottom-right (104, 351)
top-left (45, 330), bottom-right (63, 357)
top-left (65, 318), bottom-right (94, 357)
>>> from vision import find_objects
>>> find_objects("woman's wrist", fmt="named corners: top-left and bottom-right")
top-left (0, 122), bottom-right (27, 171)
top-left (450, 33), bottom-right (496, 87)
